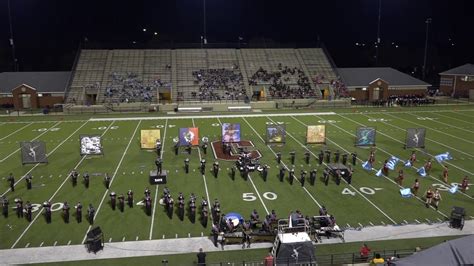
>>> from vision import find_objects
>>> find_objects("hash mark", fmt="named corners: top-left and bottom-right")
top-left (67, 240), bottom-right (71, 245)
top-left (437, 218), bottom-right (443, 222)
top-left (346, 223), bottom-right (351, 228)
top-left (369, 222), bottom-right (374, 226)
top-left (136, 236), bottom-right (139, 241)
top-left (25, 243), bottom-right (30, 248)
top-left (358, 223), bottom-right (363, 227)
top-left (175, 234), bottom-right (178, 238)
top-left (403, 220), bottom-right (408, 224)
top-left (108, 238), bottom-right (112, 243)
top-left (188, 233), bottom-right (191, 238)
top-left (39, 242), bottom-right (44, 247)
top-left (162, 235), bottom-right (165, 239)
top-left (53, 241), bottom-right (57, 246)
top-left (425, 218), bottom-right (431, 223)
top-left (415, 219), bottom-right (421, 224)
top-left (381, 221), bottom-right (385, 225)
top-left (122, 237), bottom-right (125, 242)
top-left (201, 232), bottom-right (204, 237)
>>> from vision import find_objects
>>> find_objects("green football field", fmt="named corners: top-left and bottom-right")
top-left (1, 106), bottom-right (473, 250)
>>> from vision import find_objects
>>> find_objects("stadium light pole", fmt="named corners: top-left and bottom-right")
top-left (422, 18), bottom-right (432, 80)
top-left (375, 0), bottom-right (382, 66)
top-left (7, 0), bottom-right (18, 71)
top-left (202, 0), bottom-right (207, 46)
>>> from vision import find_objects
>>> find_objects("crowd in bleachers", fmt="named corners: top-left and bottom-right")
top-left (104, 72), bottom-right (165, 103)
top-left (191, 68), bottom-right (246, 101)
top-left (249, 64), bottom-right (315, 99)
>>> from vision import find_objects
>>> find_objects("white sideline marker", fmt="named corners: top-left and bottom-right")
top-left (162, 235), bottom-right (165, 239)
top-left (25, 243), bottom-right (30, 248)
top-left (425, 218), bottom-right (431, 223)
top-left (122, 237), bottom-right (125, 242)
top-left (201, 232), bottom-right (204, 237)
top-left (135, 236), bottom-right (139, 241)
top-left (346, 223), bottom-right (351, 228)
top-left (470, 216), bottom-right (474, 219)
top-left (358, 223), bottom-right (363, 227)
top-left (39, 242), bottom-right (44, 247)
top-left (188, 233), bottom-right (191, 238)
top-left (109, 238), bottom-right (112, 243)
top-left (437, 218), bottom-right (443, 222)
top-left (369, 222), bottom-right (374, 226)
top-left (67, 240), bottom-right (71, 245)
top-left (415, 219), bottom-right (421, 224)
top-left (175, 234), bottom-right (178, 238)
top-left (403, 220), bottom-right (408, 224)
top-left (53, 241), bottom-right (57, 246)
top-left (381, 221), bottom-right (385, 225)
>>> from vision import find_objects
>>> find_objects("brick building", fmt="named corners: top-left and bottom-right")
top-left (0, 72), bottom-right (70, 109)
top-left (338, 67), bottom-right (430, 102)
top-left (438, 64), bottom-right (474, 98)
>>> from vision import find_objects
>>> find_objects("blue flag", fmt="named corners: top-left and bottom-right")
top-left (435, 152), bottom-right (453, 163)
top-left (449, 184), bottom-right (458, 194)
top-left (375, 169), bottom-right (383, 177)
top-left (404, 160), bottom-right (412, 167)
top-left (400, 188), bottom-right (412, 198)
top-left (386, 156), bottom-right (400, 170)
top-left (362, 161), bottom-right (372, 171)
top-left (417, 166), bottom-right (427, 177)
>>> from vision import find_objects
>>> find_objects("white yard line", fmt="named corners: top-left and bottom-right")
top-left (243, 117), bottom-right (322, 210)
top-left (396, 113), bottom-right (474, 143)
top-left (436, 112), bottom-right (474, 126)
top-left (0, 122), bottom-right (33, 141)
top-left (0, 121), bottom-right (62, 163)
top-left (11, 122), bottom-right (116, 248)
top-left (381, 113), bottom-right (474, 156)
top-left (192, 118), bottom-right (213, 224)
top-left (89, 112), bottom-right (336, 121)
top-left (81, 120), bottom-right (142, 244)
top-left (327, 114), bottom-right (474, 201)
top-left (270, 116), bottom-right (397, 224)
top-left (217, 116), bottom-right (270, 215)
top-left (1, 120), bottom-right (90, 197)
top-left (149, 119), bottom-right (168, 240)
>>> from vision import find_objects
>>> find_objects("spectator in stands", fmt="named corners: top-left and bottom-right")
top-left (360, 243), bottom-right (371, 262)
top-left (192, 68), bottom-right (246, 101)
top-left (249, 65), bottom-right (316, 99)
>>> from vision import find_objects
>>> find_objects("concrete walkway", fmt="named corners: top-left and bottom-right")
top-left (0, 220), bottom-right (472, 265)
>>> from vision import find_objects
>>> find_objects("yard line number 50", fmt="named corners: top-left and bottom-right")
top-left (243, 192), bottom-right (277, 201)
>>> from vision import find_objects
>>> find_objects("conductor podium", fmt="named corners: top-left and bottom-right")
top-left (150, 170), bottom-right (168, 184)
top-left (86, 226), bottom-right (104, 253)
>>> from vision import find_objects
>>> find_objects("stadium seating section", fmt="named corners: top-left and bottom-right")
top-left (67, 48), bottom-right (340, 104)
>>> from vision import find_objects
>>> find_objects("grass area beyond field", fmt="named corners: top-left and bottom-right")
top-left (33, 235), bottom-right (466, 266)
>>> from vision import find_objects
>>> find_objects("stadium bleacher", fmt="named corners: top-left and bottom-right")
top-left (67, 48), bottom-right (340, 104)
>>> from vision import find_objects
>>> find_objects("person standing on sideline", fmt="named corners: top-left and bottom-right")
top-left (197, 248), bottom-right (206, 265)
top-left (264, 253), bottom-right (274, 266)
top-left (359, 243), bottom-right (371, 262)
top-left (442, 166), bottom-right (449, 184)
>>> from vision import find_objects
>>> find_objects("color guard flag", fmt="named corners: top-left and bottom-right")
top-left (386, 156), bottom-right (400, 170)
top-left (404, 160), bottom-right (412, 167)
top-left (417, 166), bottom-right (427, 177)
top-left (435, 152), bottom-right (453, 163)
top-left (375, 169), bottom-right (383, 177)
top-left (362, 161), bottom-right (372, 171)
top-left (449, 184), bottom-right (458, 194)
top-left (400, 188), bottom-right (412, 198)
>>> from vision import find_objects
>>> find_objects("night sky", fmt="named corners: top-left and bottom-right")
top-left (1, 0), bottom-right (473, 83)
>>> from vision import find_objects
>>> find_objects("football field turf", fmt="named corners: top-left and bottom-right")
top-left (1, 106), bottom-right (473, 250)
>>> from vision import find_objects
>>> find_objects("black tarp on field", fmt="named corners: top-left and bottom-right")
top-left (393, 235), bottom-right (474, 266)
top-left (276, 241), bottom-right (316, 265)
